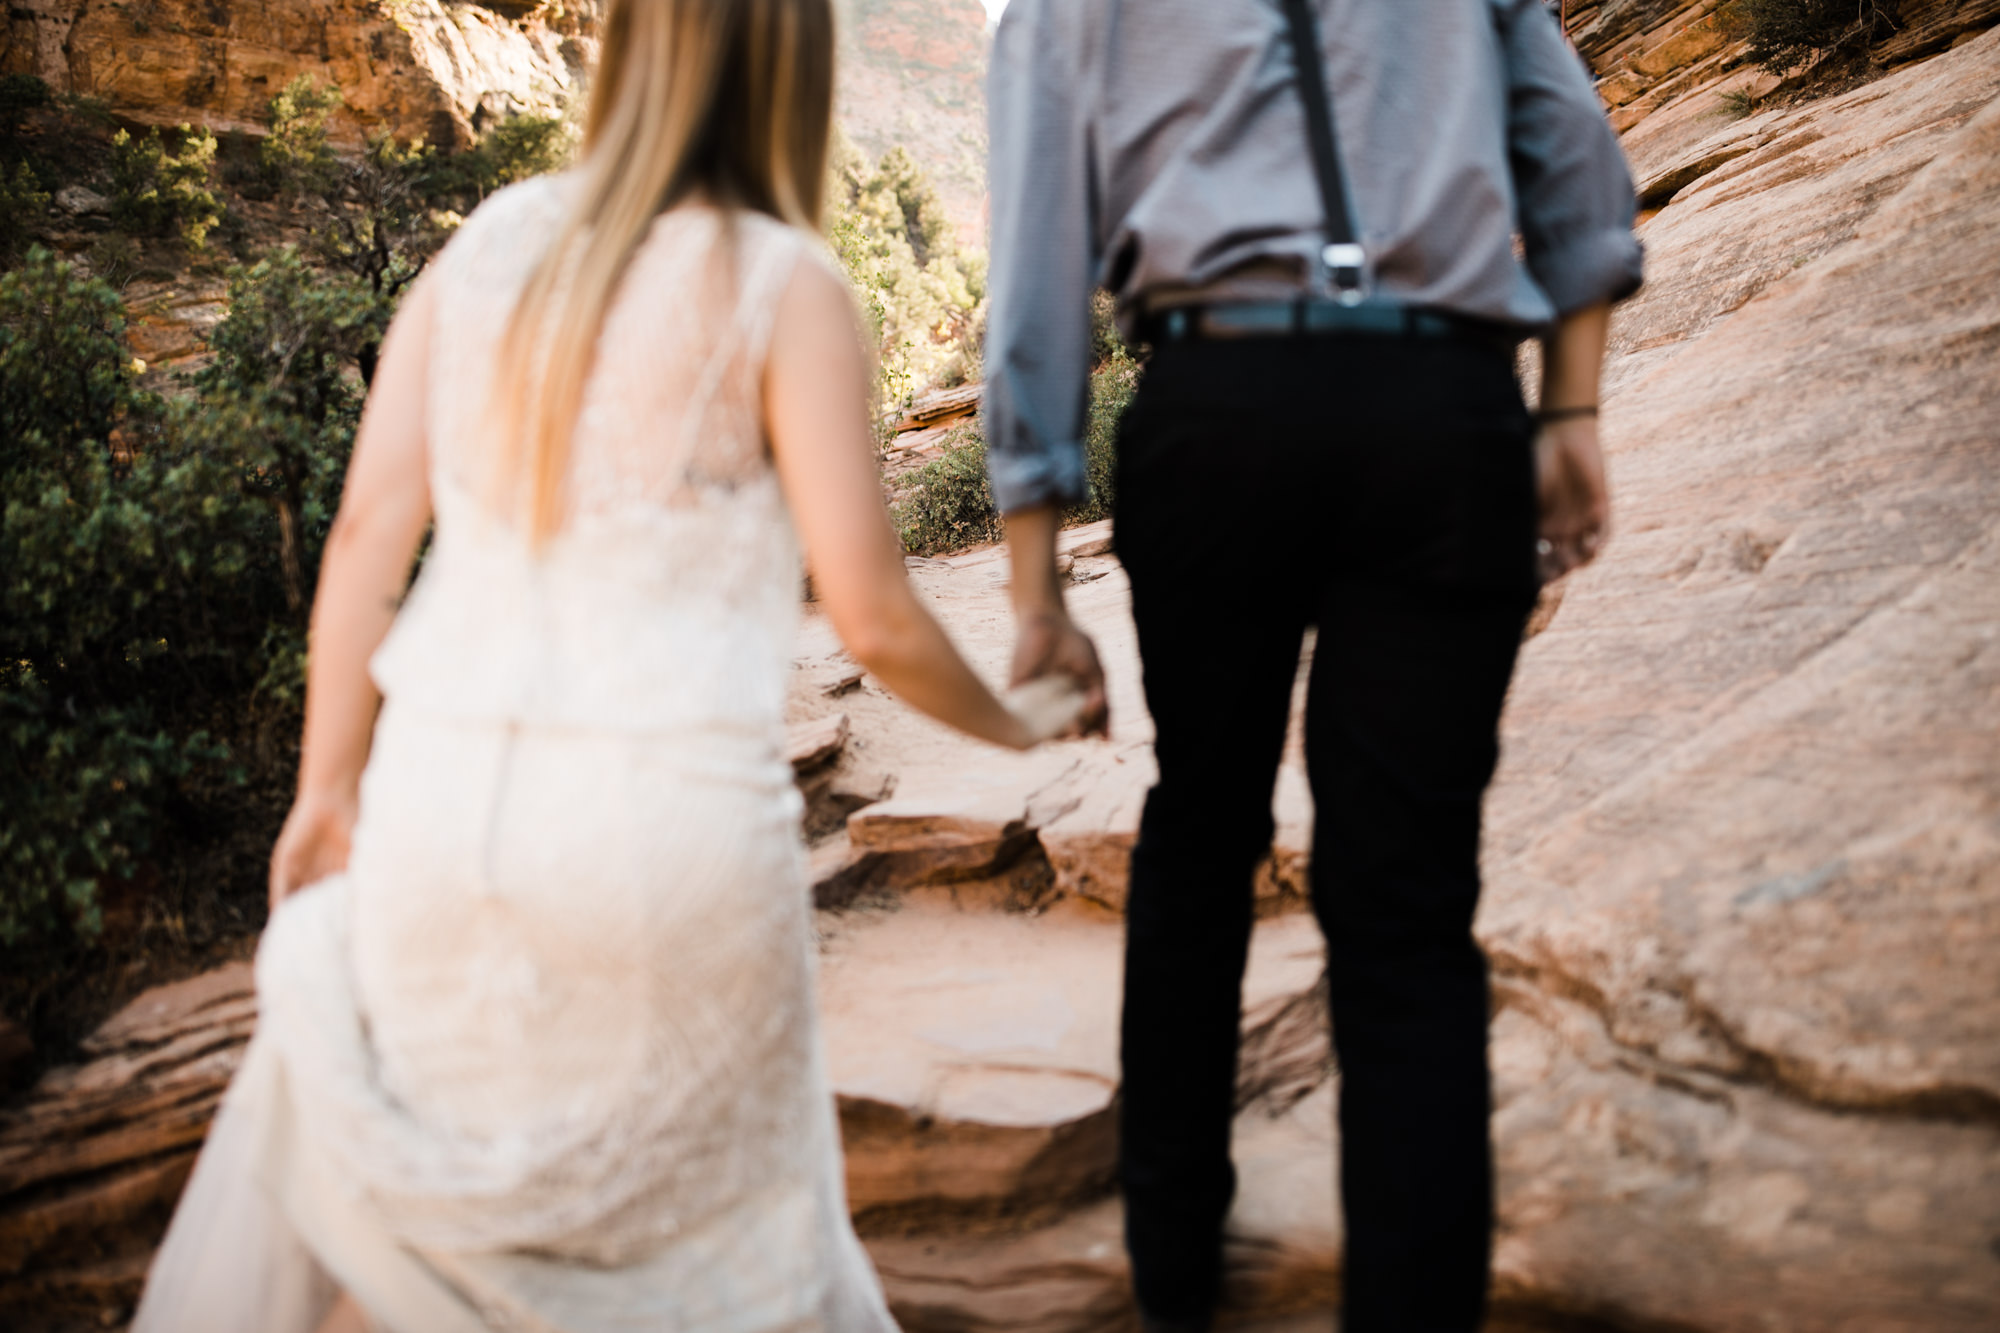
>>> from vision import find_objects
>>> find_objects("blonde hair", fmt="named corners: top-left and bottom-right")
top-left (492, 0), bottom-right (835, 539)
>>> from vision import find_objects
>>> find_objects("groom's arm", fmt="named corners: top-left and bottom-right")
top-left (985, 0), bottom-right (1108, 735)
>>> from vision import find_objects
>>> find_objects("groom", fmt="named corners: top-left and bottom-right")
top-left (982, 2), bottom-right (1641, 1329)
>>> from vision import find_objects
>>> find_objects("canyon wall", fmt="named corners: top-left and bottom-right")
top-left (0, 0), bottom-right (595, 150)
top-left (0, 0), bottom-right (991, 234)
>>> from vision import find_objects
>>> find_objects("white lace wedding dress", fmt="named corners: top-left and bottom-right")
top-left (132, 179), bottom-right (898, 1332)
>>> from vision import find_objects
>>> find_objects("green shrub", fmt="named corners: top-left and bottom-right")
top-left (84, 232), bottom-right (143, 288)
top-left (1730, 0), bottom-right (1896, 75)
top-left (1071, 346), bottom-right (1138, 526)
top-left (0, 74), bottom-right (51, 142)
top-left (262, 76), bottom-right (343, 199)
top-left (446, 112), bottom-right (575, 201)
top-left (194, 248), bottom-right (375, 610)
top-left (1715, 87), bottom-right (1760, 119)
top-left (109, 123), bottom-right (222, 247)
top-left (1, 251), bottom-right (218, 947)
top-left (894, 424), bottom-right (1003, 556)
top-left (0, 159), bottom-right (49, 258)
top-left (826, 135), bottom-right (984, 412)
top-left (894, 350), bottom-right (1141, 555)
top-left (310, 131), bottom-right (444, 380)
top-left (1, 246), bottom-right (365, 962)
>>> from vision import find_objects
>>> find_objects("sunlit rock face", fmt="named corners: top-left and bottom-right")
top-left (1474, 25), bottom-right (2000, 1328)
top-left (0, 0), bottom-right (994, 234)
top-left (0, 0), bottom-right (597, 150)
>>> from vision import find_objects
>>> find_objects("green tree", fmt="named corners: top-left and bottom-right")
top-left (262, 75), bottom-right (344, 199)
top-left (1730, 0), bottom-right (1897, 75)
top-left (109, 123), bottom-right (222, 247)
top-left (0, 160), bottom-right (49, 259)
top-left (1, 246), bottom-right (373, 963)
top-left (446, 112), bottom-right (576, 202)
top-left (193, 248), bottom-right (374, 613)
top-left (893, 351), bottom-right (1139, 555)
top-left (1, 251), bottom-right (224, 947)
top-left (0, 74), bottom-right (51, 143)
top-left (313, 132), bottom-right (443, 381)
top-left (825, 136), bottom-right (985, 410)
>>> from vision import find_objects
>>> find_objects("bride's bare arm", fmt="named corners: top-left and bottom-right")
top-left (766, 257), bottom-right (1036, 751)
top-left (268, 275), bottom-right (438, 908)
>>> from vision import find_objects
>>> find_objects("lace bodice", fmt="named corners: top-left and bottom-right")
top-left (371, 178), bottom-right (814, 758)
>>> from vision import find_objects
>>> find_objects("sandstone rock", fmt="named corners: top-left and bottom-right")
top-left (1568, 0), bottom-right (1758, 139)
top-left (1475, 26), bottom-right (2000, 1329)
top-left (822, 906), bottom-right (1326, 1230)
top-left (0, 963), bottom-right (254, 1325)
top-left (51, 184), bottom-right (107, 215)
top-left (1601, 31), bottom-right (2000, 396)
top-left (792, 712), bottom-right (885, 841)
top-left (1487, 978), bottom-right (2000, 1331)
top-left (1033, 747), bottom-right (1312, 919)
top-left (1060, 520), bottom-right (1116, 560)
top-left (838, 770), bottom-right (1064, 893)
top-left (890, 380), bottom-right (983, 434)
top-left (119, 279), bottom-right (229, 370)
top-left (787, 711), bottom-right (850, 774)
top-left (1874, 0), bottom-right (2000, 66)
top-left (867, 1080), bottom-right (1343, 1332)
top-left (3, 1), bottom-right (596, 151)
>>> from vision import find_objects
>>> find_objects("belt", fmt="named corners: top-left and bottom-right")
top-left (1143, 299), bottom-right (1519, 353)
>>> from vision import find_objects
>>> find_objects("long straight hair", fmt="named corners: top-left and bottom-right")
top-left (491, 0), bottom-right (835, 540)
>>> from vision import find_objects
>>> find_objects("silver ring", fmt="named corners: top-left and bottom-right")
top-left (1536, 538), bottom-right (1554, 556)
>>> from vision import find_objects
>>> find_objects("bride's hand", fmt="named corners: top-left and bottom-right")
top-left (268, 788), bottom-right (358, 913)
top-left (1003, 675), bottom-right (1091, 748)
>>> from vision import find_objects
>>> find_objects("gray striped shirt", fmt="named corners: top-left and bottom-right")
top-left (983, 0), bottom-right (1645, 513)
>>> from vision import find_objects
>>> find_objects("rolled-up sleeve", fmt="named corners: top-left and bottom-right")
top-left (982, 0), bottom-right (1095, 515)
top-left (1497, 0), bottom-right (1645, 315)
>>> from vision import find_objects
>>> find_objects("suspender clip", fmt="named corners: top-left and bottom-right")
top-left (1324, 243), bottom-right (1367, 307)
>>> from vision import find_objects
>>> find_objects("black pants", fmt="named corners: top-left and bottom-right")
top-left (1112, 333), bottom-right (1540, 1331)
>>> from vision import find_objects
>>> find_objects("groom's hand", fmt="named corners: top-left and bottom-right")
top-left (1003, 504), bottom-right (1109, 738)
top-left (1010, 609), bottom-right (1110, 738)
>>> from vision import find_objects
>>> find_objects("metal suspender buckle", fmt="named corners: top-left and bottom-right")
top-left (1324, 242), bottom-right (1367, 307)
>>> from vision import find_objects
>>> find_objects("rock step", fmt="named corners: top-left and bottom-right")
top-left (811, 760), bottom-right (1313, 918)
top-left (0, 912), bottom-right (1334, 1327)
top-left (0, 964), bottom-right (255, 1326)
top-left (821, 903), bottom-right (1330, 1229)
top-left (865, 1081), bottom-right (1342, 1332)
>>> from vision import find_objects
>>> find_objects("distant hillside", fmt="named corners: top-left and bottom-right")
top-left (835, 0), bottom-right (990, 245)
top-left (0, 0), bottom-right (993, 245)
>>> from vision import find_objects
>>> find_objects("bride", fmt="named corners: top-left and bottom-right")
top-left (130, 0), bottom-right (1082, 1328)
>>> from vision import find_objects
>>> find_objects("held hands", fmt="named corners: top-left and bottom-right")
top-left (268, 787), bottom-right (358, 914)
top-left (1534, 415), bottom-right (1610, 581)
top-left (1005, 674), bottom-right (1093, 746)
top-left (1008, 609), bottom-right (1110, 742)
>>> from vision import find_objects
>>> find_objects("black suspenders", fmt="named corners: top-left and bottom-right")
top-left (1277, 0), bottom-right (1368, 305)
